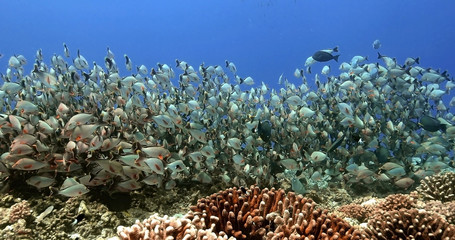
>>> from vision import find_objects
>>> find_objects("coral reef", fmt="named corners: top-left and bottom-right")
top-left (376, 194), bottom-right (416, 212)
top-left (336, 194), bottom-right (416, 223)
top-left (117, 186), bottom-right (370, 240)
top-left (0, 198), bottom-right (33, 239)
top-left (8, 200), bottom-right (31, 224)
top-left (416, 172), bottom-right (455, 202)
top-left (337, 203), bottom-right (369, 222)
top-left (364, 208), bottom-right (455, 240)
top-left (423, 200), bottom-right (455, 225)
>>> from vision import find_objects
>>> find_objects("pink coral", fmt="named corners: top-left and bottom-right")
top-left (9, 200), bottom-right (31, 223)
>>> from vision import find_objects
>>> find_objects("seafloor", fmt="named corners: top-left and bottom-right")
top-left (0, 180), bottom-right (229, 239)
top-left (1, 173), bottom-right (454, 240)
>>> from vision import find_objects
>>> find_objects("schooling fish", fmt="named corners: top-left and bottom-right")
top-left (63, 43), bottom-right (70, 58)
top-left (58, 178), bottom-right (90, 197)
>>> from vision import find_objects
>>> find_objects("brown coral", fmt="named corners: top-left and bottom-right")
top-left (424, 200), bottom-right (455, 225)
top-left (376, 194), bottom-right (416, 212)
top-left (365, 208), bottom-right (455, 240)
top-left (337, 203), bottom-right (369, 222)
top-left (118, 186), bottom-right (370, 240)
top-left (189, 186), bottom-right (369, 240)
top-left (416, 171), bottom-right (455, 202)
top-left (337, 194), bottom-right (416, 223)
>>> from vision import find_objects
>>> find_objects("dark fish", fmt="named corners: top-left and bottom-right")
top-left (72, 213), bottom-right (85, 226)
top-left (375, 146), bottom-right (390, 163)
top-left (328, 134), bottom-right (345, 152)
top-left (258, 120), bottom-right (272, 142)
top-left (312, 51), bottom-right (339, 62)
top-left (419, 116), bottom-right (446, 132)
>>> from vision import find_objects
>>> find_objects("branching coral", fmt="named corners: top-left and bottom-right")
top-left (364, 208), bottom-right (455, 240)
top-left (118, 186), bottom-right (455, 240)
top-left (423, 200), bottom-right (455, 225)
top-left (189, 186), bottom-right (369, 240)
top-left (416, 172), bottom-right (455, 202)
top-left (117, 186), bottom-right (370, 240)
top-left (337, 203), bottom-right (369, 222)
top-left (376, 194), bottom-right (416, 212)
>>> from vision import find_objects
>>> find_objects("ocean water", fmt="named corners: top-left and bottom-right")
top-left (1, 1), bottom-right (455, 239)
top-left (1, 0), bottom-right (454, 93)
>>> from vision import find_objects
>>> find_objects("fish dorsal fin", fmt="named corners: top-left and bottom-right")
top-left (60, 177), bottom-right (79, 190)
top-left (359, 162), bottom-right (368, 170)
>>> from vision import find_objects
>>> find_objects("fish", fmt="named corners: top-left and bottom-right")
top-left (321, 65), bottom-right (330, 76)
top-left (240, 76), bottom-right (254, 85)
top-left (312, 49), bottom-right (340, 63)
top-left (144, 158), bottom-right (165, 175)
top-left (310, 151), bottom-right (327, 163)
top-left (124, 54), bottom-right (132, 71)
top-left (225, 60), bottom-right (237, 74)
top-left (394, 177), bottom-right (415, 189)
top-left (372, 39), bottom-right (381, 49)
top-left (58, 178), bottom-right (90, 197)
top-left (257, 120), bottom-right (272, 142)
top-left (73, 50), bottom-right (89, 70)
top-left (63, 43), bottom-right (70, 58)
top-left (0, 44), bottom-right (452, 200)
top-left (26, 175), bottom-right (55, 189)
top-left (72, 214), bottom-right (85, 226)
top-left (419, 116), bottom-right (446, 132)
top-left (8, 56), bottom-right (21, 68)
top-left (404, 57), bottom-right (419, 66)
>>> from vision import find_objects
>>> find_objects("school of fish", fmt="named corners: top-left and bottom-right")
top-left (0, 44), bottom-right (454, 197)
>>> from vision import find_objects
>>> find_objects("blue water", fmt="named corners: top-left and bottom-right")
top-left (1, 0), bottom-right (454, 99)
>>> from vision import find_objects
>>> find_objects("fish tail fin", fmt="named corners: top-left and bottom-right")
top-left (333, 55), bottom-right (340, 62)
top-left (333, 46), bottom-right (339, 52)
top-left (415, 57), bottom-right (420, 64)
top-left (49, 186), bottom-right (58, 196)
top-left (33, 64), bottom-right (39, 73)
top-left (225, 60), bottom-right (229, 67)
top-left (377, 52), bottom-right (383, 59)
